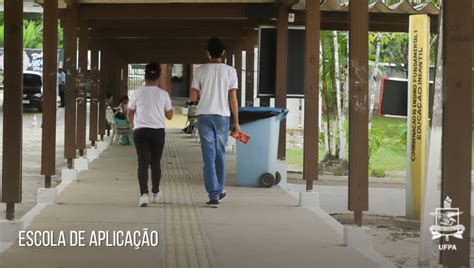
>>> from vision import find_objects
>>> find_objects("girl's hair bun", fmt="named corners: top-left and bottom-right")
top-left (145, 62), bottom-right (161, 81)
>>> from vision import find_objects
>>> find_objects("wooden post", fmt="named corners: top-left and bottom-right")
top-left (348, 0), bottom-right (369, 226)
top-left (121, 61), bottom-right (129, 97)
top-left (89, 31), bottom-right (99, 146)
top-left (260, 97), bottom-right (270, 107)
top-left (2, 0), bottom-right (23, 220)
top-left (440, 1), bottom-right (472, 266)
top-left (109, 52), bottom-right (120, 106)
top-left (226, 50), bottom-right (233, 66)
top-left (77, 18), bottom-right (89, 156)
top-left (303, 0), bottom-right (320, 191)
top-left (41, 0), bottom-right (58, 188)
top-left (234, 43), bottom-right (243, 107)
top-left (188, 64), bottom-right (194, 98)
top-left (245, 29), bottom-right (257, 107)
top-left (159, 64), bottom-right (172, 94)
top-left (63, 3), bottom-right (77, 168)
top-left (276, 3), bottom-right (289, 160)
top-left (98, 47), bottom-right (107, 140)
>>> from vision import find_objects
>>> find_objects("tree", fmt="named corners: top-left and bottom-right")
top-left (23, 20), bottom-right (43, 49)
top-left (333, 31), bottom-right (347, 160)
top-left (0, 13), bottom-right (63, 49)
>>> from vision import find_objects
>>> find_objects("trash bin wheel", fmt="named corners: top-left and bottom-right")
top-left (260, 173), bottom-right (275, 188)
top-left (275, 172), bottom-right (281, 185)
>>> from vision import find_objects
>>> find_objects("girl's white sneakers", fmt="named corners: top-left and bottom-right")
top-left (139, 194), bottom-right (149, 207)
top-left (151, 192), bottom-right (162, 204)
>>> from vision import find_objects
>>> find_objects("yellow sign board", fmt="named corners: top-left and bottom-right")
top-left (406, 15), bottom-right (430, 220)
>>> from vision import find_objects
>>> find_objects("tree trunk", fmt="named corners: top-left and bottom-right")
top-left (333, 31), bottom-right (347, 160)
top-left (369, 32), bottom-right (382, 130)
top-left (343, 33), bottom-right (350, 124)
top-left (332, 106), bottom-right (338, 157)
top-left (321, 41), bottom-right (331, 156)
top-left (418, 0), bottom-right (443, 264)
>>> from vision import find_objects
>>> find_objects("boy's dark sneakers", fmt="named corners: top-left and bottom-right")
top-left (206, 200), bottom-right (219, 208)
top-left (219, 191), bottom-right (228, 202)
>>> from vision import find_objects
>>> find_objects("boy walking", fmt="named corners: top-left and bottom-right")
top-left (190, 38), bottom-right (240, 208)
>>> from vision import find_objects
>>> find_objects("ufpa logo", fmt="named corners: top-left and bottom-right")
top-left (429, 196), bottom-right (465, 251)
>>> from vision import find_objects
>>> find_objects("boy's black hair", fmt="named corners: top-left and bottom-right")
top-left (145, 62), bottom-right (161, 81)
top-left (207, 38), bottom-right (225, 59)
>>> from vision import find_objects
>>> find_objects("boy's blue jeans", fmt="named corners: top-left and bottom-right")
top-left (197, 115), bottom-right (230, 201)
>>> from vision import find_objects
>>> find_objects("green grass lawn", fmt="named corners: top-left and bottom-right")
top-left (287, 148), bottom-right (325, 166)
top-left (286, 115), bottom-right (474, 172)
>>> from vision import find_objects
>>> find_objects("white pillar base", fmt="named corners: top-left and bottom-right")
top-left (298, 191), bottom-right (320, 208)
top-left (87, 148), bottom-right (100, 162)
top-left (225, 139), bottom-right (236, 154)
top-left (36, 188), bottom-right (57, 204)
top-left (97, 141), bottom-right (108, 152)
top-left (0, 220), bottom-right (23, 242)
top-left (276, 160), bottom-right (287, 186)
top-left (181, 107), bottom-right (189, 116)
top-left (74, 157), bottom-right (89, 171)
top-left (102, 135), bottom-right (112, 143)
top-left (343, 226), bottom-right (373, 249)
top-left (61, 168), bottom-right (77, 181)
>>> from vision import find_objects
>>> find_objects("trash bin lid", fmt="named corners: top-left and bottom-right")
top-left (238, 107), bottom-right (288, 125)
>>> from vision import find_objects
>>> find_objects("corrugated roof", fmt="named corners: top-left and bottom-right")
top-left (34, 0), bottom-right (440, 15)
top-left (292, 0), bottom-right (439, 15)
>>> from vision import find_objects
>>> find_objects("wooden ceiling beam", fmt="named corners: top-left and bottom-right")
top-left (103, 38), bottom-right (239, 50)
top-left (89, 19), bottom-right (256, 29)
top-left (79, 4), bottom-right (252, 20)
top-left (97, 27), bottom-right (247, 39)
top-left (124, 53), bottom-right (209, 64)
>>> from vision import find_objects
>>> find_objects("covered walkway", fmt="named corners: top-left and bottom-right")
top-left (0, 0), bottom-right (471, 266)
top-left (0, 129), bottom-right (378, 267)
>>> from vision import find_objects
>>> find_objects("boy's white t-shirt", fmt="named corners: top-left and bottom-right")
top-left (191, 63), bottom-right (238, 117)
top-left (128, 86), bottom-right (173, 130)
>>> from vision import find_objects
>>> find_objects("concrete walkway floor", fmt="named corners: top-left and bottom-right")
top-left (0, 129), bottom-right (379, 268)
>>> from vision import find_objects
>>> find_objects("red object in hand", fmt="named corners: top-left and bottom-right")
top-left (231, 131), bottom-right (251, 144)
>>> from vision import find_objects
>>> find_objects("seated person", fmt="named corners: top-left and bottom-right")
top-left (114, 95), bottom-right (131, 145)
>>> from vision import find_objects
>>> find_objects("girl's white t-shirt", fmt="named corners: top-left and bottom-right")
top-left (191, 63), bottom-right (238, 117)
top-left (128, 86), bottom-right (173, 130)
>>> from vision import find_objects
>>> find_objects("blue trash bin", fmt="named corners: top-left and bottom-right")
top-left (236, 107), bottom-right (288, 187)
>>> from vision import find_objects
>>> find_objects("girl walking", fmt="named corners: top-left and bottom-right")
top-left (128, 63), bottom-right (173, 207)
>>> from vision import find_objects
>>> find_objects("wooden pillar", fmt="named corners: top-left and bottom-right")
top-left (77, 19), bottom-right (89, 156)
top-left (89, 32), bottom-right (99, 146)
top-left (260, 97), bottom-right (270, 107)
top-left (111, 54), bottom-right (121, 106)
top-left (440, 1), bottom-right (472, 266)
top-left (2, 0), bottom-right (23, 220)
top-left (348, 0), bottom-right (369, 226)
top-left (245, 29), bottom-right (257, 107)
top-left (276, 3), bottom-right (289, 159)
top-left (188, 64), bottom-right (194, 98)
top-left (235, 43), bottom-right (243, 107)
top-left (159, 64), bottom-right (172, 94)
top-left (121, 61), bottom-right (129, 97)
top-left (303, 0), bottom-right (320, 191)
top-left (41, 0), bottom-right (58, 188)
top-left (98, 47), bottom-right (107, 140)
top-left (226, 51), bottom-right (232, 66)
top-left (63, 3), bottom-right (77, 168)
